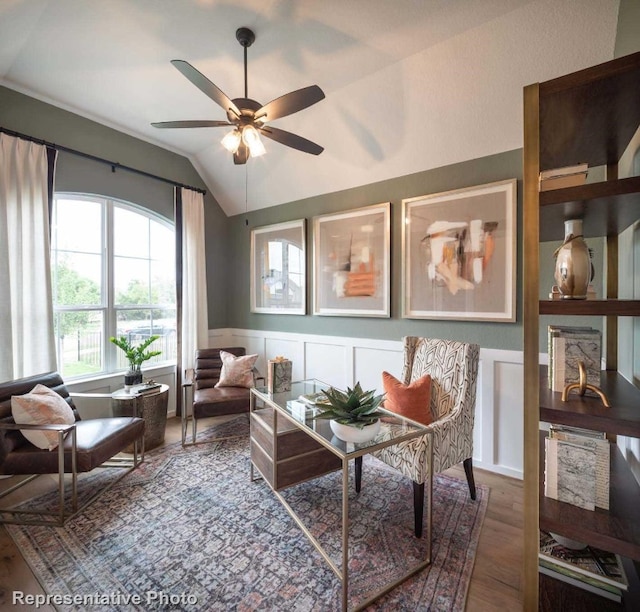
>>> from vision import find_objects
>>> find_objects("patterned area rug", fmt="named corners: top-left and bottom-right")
top-left (7, 416), bottom-right (488, 611)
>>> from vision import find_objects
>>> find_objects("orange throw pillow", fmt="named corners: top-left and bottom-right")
top-left (382, 371), bottom-right (432, 426)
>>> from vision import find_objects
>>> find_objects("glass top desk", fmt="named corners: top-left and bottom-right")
top-left (250, 379), bottom-right (433, 612)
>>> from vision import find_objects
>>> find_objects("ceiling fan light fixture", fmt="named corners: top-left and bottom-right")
top-left (221, 128), bottom-right (242, 153)
top-left (242, 125), bottom-right (266, 157)
top-left (153, 27), bottom-right (324, 165)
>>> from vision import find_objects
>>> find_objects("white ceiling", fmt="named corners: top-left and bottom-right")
top-left (0, 0), bottom-right (620, 216)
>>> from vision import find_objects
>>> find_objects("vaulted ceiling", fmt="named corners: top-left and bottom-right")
top-left (0, 0), bottom-right (619, 215)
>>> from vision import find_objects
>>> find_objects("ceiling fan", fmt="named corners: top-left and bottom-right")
top-left (152, 27), bottom-right (325, 165)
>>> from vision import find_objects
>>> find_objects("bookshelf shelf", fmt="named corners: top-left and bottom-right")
top-left (540, 300), bottom-right (640, 317)
top-left (539, 367), bottom-right (640, 437)
top-left (539, 432), bottom-right (640, 560)
top-left (524, 50), bottom-right (640, 609)
top-left (538, 177), bottom-right (640, 242)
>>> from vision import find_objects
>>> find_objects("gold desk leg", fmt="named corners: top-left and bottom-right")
top-left (342, 458), bottom-right (349, 612)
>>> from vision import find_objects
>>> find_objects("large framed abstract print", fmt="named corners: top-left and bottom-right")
top-left (250, 219), bottom-right (306, 314)
top-left (313, 202), bottom-right (390, 317)
top-left (402, 179), bottom-right (516, 322)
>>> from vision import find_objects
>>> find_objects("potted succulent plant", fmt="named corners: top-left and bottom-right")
top-left (110, 334), bottom-right (162, 387)
top-left (313, 382), bottom-right (386, 443)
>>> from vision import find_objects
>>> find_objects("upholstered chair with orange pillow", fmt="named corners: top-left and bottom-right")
top-left (371, 337), bottom-right (480, 537)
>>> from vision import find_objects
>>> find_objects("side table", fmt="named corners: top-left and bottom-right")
top-left (112, 384), bottom-right (169, 451)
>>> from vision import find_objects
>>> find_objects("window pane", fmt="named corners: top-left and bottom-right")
top-left (151, 220), bottom-right (174, 263)
top-left (52, 254), bottom-right (102, 306)
top-left (116, 309), bottom-right (175, 368)
top-left (53, 199), bottom-right (102, 253)
top-left (115, 257), bottom-right (150, 305)
top-left (114, 207), bottom-right (150, 258)
top-left (54, 311), bottom-right (103, 377)
top-left (151, 261), bottom-right (175, 304)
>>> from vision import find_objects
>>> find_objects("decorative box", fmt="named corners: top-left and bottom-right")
top-left (267, 357), bottom-right (292, 393)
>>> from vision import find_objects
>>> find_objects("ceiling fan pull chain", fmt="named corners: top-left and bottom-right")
top-left (245, 165), bottom-right (249, 226)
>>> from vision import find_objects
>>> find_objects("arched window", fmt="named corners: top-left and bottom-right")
top-left (50, 194), bottom-right (176, 379)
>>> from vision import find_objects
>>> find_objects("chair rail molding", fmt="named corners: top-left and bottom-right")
top-left (212, 328), bottom-right (524, 479)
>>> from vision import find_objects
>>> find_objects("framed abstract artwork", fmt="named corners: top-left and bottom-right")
top-left (402, 179), bottom-right (516, 322)
top-left (313, 202), bottom-right (390, 317)
top-left (250, 219), bottom-right (306, 314)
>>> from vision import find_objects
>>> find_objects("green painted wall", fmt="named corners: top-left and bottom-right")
top-left (227, 150), bottom-right (525, 350)
top-left (0, 85), bottom-right (229, 328)
top-left (615, 0), bottom-right (640, 57)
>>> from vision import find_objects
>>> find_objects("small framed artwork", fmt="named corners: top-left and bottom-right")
top-left (402, 179), bottom-right (516, 322)
top-left (313, 202), bottom-right (390, 317)
top-left (250, 219), bottom-right (306, 314)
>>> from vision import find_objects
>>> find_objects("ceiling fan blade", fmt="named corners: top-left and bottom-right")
top-left (151, 120), bottom-right (233, 129)
top-left (259, 126), bottom-right (324, 155)
top-left (234, 141), bottom-right (249, 165)
top-left (171, 60), bottom-right (241, 118)
top-left (255, 85), bottom-right (325, 122)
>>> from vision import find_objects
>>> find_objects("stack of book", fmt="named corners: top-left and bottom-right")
top-left (297, 391), bottom-right (328, 406)
top-left (544, 424), bottom-right (610, 510)
top-left (287, 391), bottom-right (328, 423)
top-left (548, 325), bottom-right (601, 394)
top-left (539, 163), bottom-right (588, 191)
top-left (131, 382), bottom-right (162, 395)
top-left (539, 531), bottom-right (628, 602)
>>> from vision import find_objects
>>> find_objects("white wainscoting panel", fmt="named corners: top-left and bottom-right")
top-left (214, 328), bottom-right (525, 479)
top-left (304, 342), bottom-right (350, 389)
top-left (265, 337), bottom-right (306, 382)
top-left (494, 360), bottom-right (525, 478)
top-left (353, 346), bottom-right (403, 391)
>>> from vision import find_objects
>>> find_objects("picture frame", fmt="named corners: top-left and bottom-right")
top-left (313, 202), bottom-right (390, 317)
top-left (250, 219), bottom-right (306, 315)
top-left (402, 179), bottom-right (516, 322)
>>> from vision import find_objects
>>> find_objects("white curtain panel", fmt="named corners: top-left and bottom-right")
top-left (0, 134), bottom-right (57, 381)
top-left (180, 187), bottom-right (209, 371)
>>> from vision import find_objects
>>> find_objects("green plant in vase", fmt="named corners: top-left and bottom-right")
top-left (110, 335), bottom-right (162, 386)
top-left (314, 382), bottom-right (385, 443)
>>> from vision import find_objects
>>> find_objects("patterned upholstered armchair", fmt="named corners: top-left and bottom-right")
top-left (371, 337), bottom-right (480, 537)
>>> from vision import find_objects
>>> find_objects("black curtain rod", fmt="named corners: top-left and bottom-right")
top-left (0, 126), bottom-right (207, 196)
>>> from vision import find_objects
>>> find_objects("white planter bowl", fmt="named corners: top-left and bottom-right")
top-left (330, 419), bottom-right (380, 443)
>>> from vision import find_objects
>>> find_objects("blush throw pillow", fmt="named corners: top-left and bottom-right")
top-left (382, 371), bottom-right (433, 426)
top-left (215, 351), bottom-right (259, 388)
top-left (11, 384), bottom-right (76, 451)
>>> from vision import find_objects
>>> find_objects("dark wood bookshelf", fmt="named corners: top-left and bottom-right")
top-left (524, 50), bottom-right (640, 609)
top-left (538, 51), bottom-right (640, 171)
top-left (539, 368), bottom-right (640, 438)
top-left (539, 431), bottom-right (640, 559)
top-left (538, 177), bottom-right (640, 242)
top-left (540, 300), bottom-right (640, 317)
